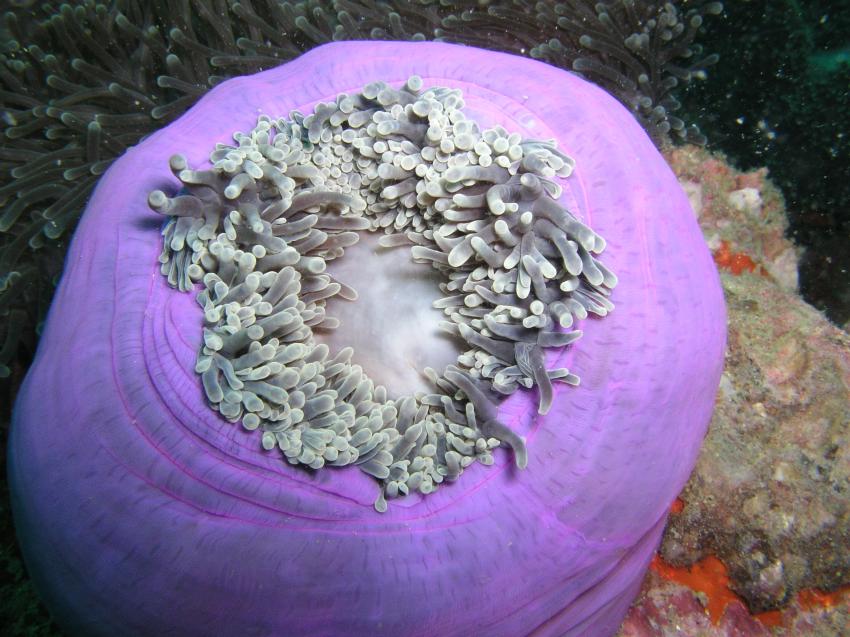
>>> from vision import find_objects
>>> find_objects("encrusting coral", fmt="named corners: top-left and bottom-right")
top-left (0, 0), bottom-right (722, 381)
top-left (151, 76), bottom-right (615, 510)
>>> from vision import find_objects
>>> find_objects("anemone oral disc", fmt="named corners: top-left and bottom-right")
top-left (150, 77), bottom-right (616, 511)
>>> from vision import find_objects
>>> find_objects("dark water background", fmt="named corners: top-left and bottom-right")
top-left (680, 0), bottom-right (850, 326)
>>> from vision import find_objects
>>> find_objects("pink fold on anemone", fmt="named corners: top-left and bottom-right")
top-left (9, 41), bottom-right (726, 637)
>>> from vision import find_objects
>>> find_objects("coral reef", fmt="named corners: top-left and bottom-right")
top-left (667, 145), bottom-right (799, 293)
top-left (660, 145), bottom-right (850, 616)
top-left (662, 268), bottom-right (850, 611)
top-left (620, 568), bottom-right (850, 636)
top-left (0, 0), bottom-right (722, 381)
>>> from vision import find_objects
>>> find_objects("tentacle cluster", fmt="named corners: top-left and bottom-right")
top-left (151, 77), bottom-right (616, 511)
top-left (528, 1), bottom-right (724, 144)
top-left (0, 1), bottom-right (721, 381)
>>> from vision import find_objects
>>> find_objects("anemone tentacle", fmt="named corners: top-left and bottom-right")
top-left (0, 1), bottom-right (722, 379)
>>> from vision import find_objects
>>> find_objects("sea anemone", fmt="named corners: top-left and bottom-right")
top-left (9, 41), bottom-right (725, 636)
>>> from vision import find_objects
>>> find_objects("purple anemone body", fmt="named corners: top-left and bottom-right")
top-left (9, 41), bottom-right (725, 637)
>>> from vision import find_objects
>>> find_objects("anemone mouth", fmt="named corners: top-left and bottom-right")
top-left (149, 76), bottom-right (616, 512)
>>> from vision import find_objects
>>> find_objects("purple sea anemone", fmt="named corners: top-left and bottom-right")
top-left (9, 41), bottom-right (725, 636)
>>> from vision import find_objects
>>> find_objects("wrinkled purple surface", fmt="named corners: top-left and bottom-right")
top-left (9, 42), bottom-right (726, 637)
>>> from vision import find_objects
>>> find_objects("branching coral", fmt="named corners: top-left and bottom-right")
top-left (0, 0), bottom-right (721, 385)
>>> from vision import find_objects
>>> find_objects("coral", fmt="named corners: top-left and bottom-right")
top-left (8, 41), bottom-right (724, 636)
top-left (0, 0), bottom-right (722, 381)
top-left (619, 568), bottom-right (850, 635)
top-left (660, 266), bottom-right (850, 612)
top-left (665, 144), bottom-right (800, 293)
